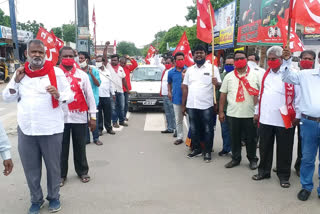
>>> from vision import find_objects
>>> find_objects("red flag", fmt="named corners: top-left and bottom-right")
top-left (172, 32), bottom-right (194, 67)
top-left (92, 7), bottom-right (96, 25)
top-left (278, 15), bottom-right (304, 52)
top-left (50, 30), bottom-right (64, 52)
top-left (292, 0), bottom-right (320, 27)
top-left (113, 40), bottom-right (117, 54)
top-left (205, 53), bottom-right (218, 67)
top-left (36, 27), bottom-right (60, 65)
top-left (197, 0), bottom-right (216, 44)
top-left (145, 45), bottom-right (156, 65)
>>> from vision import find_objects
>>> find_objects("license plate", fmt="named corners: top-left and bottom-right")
top-left (143, 99), bottom-right (156, 105)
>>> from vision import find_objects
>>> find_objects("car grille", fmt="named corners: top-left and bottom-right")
top-left (139, 93), bottom-right (160, 98)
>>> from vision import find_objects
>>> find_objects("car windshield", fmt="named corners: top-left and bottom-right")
top-left (131, 67), bottom-right (162, 81)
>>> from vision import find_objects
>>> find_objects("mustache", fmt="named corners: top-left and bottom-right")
top-left (27, 55), bottom-right (45, 66)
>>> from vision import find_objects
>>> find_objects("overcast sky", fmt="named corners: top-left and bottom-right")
top-left (1, 0), bottom-right (195, 48)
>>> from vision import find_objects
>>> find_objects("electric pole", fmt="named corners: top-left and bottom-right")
top-left (9, 0), bottom-right (19, 61)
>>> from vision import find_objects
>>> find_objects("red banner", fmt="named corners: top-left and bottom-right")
top-left (293, 0), bottom-right (320, 27)
top-left (172, 32), bottom-right (194, 67)
top-left (36, 27), bottom-right (64, 65)
top-left (145, 45), bottom-right (156, 65)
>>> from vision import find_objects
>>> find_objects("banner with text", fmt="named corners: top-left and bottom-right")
top-left (213, 0), bottom-right (236, 50)
top-left (237, 0), bottom-right (290, 46)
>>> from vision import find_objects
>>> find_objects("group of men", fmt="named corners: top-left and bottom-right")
top-left (159, 44), bottom-right (320, 202)
top-left (1, 39), bottom-right (137, 214)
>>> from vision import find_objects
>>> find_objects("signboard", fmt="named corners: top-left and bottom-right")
top-left (237, 0), bottom-right (290, 46)
top-left (213, 0), bottom-right (236, 50)
top-left (78, 27), bottom-right (90, 39)
top-left (0, 26), bottom-right (33, 43)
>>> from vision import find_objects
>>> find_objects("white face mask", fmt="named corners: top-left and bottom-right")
top-left (96, 62), bottom-right (103, 68)
top-left (247, 61), bottom-right (257, 69)
top-left (79, 61), bottom-right (87, 69)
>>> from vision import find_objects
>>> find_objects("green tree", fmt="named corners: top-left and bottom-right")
top-left (185, 0), bottom-right (236, 23)
top-left (0, 8), bottom-right (10, 27)
top-left (62, 23), bottom-right (76, 43)
top-left (158, 25), bottom-right (187, 53)
top-left (17, 20), bottom-right (45, 36)
top-left (117, 41), bottom-right (141, 56)
top-left (51, 27), bottom-right (63, 38)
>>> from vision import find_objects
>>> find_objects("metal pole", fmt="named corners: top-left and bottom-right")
top-left (75, 0), bottom-right (78, 50)
top-left (8, 0), bottom-right (19, 61)
top-left (208, 1), bottom-right (216, 104)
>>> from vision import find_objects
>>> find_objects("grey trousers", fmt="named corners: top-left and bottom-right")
top-left (18, 127), bottom-right (62, 204)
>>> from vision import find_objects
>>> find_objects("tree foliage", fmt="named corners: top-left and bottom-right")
top-left (117, 41), bottom-right (141, 56)
top-left (51, 27), bottom-right (63, 38)
top-left (185, 0), bottom-right (236, 23)
top-left (62, 23), bottom-right (76, 43)
top-left (0, 8), bottom-right (10, 27)
top-left (17, 20), bottom-right (45, 36)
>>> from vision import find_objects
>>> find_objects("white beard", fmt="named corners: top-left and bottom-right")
top-left (27, 55), bottom-right (45, 67)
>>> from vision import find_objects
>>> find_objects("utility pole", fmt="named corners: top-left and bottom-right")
top-left (75, 0), bottom-right (78, 50)
top-left (9, 0), bottom-right (19, 61)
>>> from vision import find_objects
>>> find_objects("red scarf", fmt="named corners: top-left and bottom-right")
top-left (60, 65), bottom-right (88, 113)
top-left (234, 67), bottom-right (259, 102)
top-left (24, 61), bottom-right (59, 108)
top-left (258, 68), bottom-right (296, 129)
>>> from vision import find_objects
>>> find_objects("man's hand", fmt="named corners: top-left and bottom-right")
top-left (219, 112), bottom-right (225, 123)
top-left (282, 46), bottom-right (291, 60)
top-left (212, 77), bottom-right (219, 86)
top-left (89, 118), bottom-right (96, 132)
top-left (292, 118), bottom-right (300, 126)
top-left (88, 67), bottom-right (93, 75)
top-left (253, 114), bottom-right (259, 123)
top-left (168, 93), bottom-right (172, 101)
top-left (46, 86), bottom-right (60, 100)
top-left (182, 105), bottom-right (187, 116)
top-left (125, 55), bottom-right (130, 60)
top-left (3, 159), bottom-right (13, 176)
top-left (15, 67), bottom-right (25, 83)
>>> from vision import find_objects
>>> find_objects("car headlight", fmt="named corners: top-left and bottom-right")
top-left (129, 91), bottom-right (138, 98)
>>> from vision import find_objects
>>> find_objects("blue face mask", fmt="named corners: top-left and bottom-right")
top-left (224, 65), bottom-right (234, 72)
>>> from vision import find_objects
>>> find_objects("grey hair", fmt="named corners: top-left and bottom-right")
top-left (267, 46), bottom-right (283, 58)
top-left (27, 39), bottom-right (45, 52)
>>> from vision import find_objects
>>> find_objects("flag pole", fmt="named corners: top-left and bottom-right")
top-left (208, 1), bottom-right (217, 104)
top-left (287, 0), bottom-right (294, 47)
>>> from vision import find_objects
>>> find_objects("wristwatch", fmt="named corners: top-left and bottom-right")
top-left (91, 117), bottom-right (96, 121)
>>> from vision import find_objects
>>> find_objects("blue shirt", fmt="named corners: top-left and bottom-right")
top-left (87, 67), bottom-right (101, 106)
top-left (282, 67), bottom-right (320, 117)
top-left (168, 66), bottom-right (187, 105)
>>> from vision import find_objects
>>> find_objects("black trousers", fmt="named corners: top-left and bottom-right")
top-left (61, 123), bottom-right (89, 178)
top-left (98, 97), bottom-right (112, 132)
top-left (294, 124), bottom-right (302, 171)
top-left (228, 117), bottom-right (258, 163)
top-left (258, 123), bottom-right (295, 181)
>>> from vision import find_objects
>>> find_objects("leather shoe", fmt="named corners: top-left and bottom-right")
top-left (107, 130), bottom-right (116, 135)
top-left (113, 123), bottom-right (120, 128)
top-left (297, 189), bottom-right (311, 201)
top-left (174, 139), bottom-right (183, 145)
top-left (173, 131), bottom-right (177, 138)
top-left (252, 174), bottom-right (271, 181)
top-left (119, 122), bottom-right (128, 127)
top-left (161, 129), bottom-right (174, 134)
top-left (225, 160), bottom-right (240, 168)
top-left (204, 153), bottom-right (211, 162)
top-left (249, 161), bottom-right (258, 170)
top-left (187, 149), bottom-right (202, 158)
top-left (218, 150), bottom-right (229, 156)
top-left (94, 140), bottom-right (103, 146)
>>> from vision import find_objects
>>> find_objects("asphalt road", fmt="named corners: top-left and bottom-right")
top-left (0, 83), bottom-right (319, 214)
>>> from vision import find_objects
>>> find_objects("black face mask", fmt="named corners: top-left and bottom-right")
top-left (195, 58), bottom-right (206, 66)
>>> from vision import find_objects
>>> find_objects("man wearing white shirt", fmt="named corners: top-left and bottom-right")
top-left (0, 120), bottom-right (13, 176)
top-left (2, 40), bottom-right (73, 214)
top-left (160, 56), bottom-right (176, 134)
top-left (282, 48), bottom-right (320, 201)
top-left (96, 55), bottom-right (116, 135)
top-left (248, 53), bottom-right (266, 80)
top-left (252, 46), bottom-right (300, 189)
top-left (182, 45), bottom-right (221, 162)
top-left (59, 47), bottom-right (97, 187)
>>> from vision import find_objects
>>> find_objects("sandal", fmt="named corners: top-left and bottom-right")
top-left (60, 178), bottom-right (66, 187)
top-left (80, 174), bottom-right (90, 183)
top-left (280, 180), bottom-right (291, 188)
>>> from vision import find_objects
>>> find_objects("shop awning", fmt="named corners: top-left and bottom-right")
top-left (0, 43), bottom-right (7, 46)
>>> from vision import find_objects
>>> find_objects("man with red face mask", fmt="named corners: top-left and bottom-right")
top-left (160, 56), bottom-right (176, 134)
top-left (252, 46), bottom-right (301, 189)
top-left (219, 50), bottom-right (260, 170)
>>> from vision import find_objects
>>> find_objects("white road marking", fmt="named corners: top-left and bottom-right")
top-left (144, 113), bottom-right (166, 131)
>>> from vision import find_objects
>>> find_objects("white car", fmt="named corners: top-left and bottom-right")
top-left (128, 65), bottom-right (163, 111)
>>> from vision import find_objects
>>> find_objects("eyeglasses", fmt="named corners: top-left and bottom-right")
top-left (234, 57), bottom-right (246, 61)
